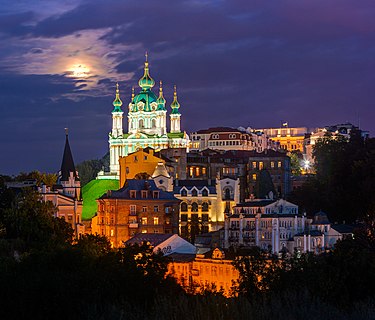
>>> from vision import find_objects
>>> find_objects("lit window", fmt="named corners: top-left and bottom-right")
top-left (154, 217), bottom-right (159, 225)
top-left (252, 162), bottom-right (257, 169)
top-left (181, 203), bottom-right (188, 212)
top-left (271, 162), bottom-right (275, 168)
top-left (142, 217), bottom-right (147, 225)
top-left (278, 161), bottom-right (282, 168)
top-left (130, 205), bottom-right (136, 215)
top-left (202, 167), bottom-right (206, 175)
top-left (142, 230), bottom-right (147, 234)
top-left (259, 162), bottom-right (264, 170)
top-left (252, 174), bottom-right (257, 181)
top-left (110, 229), bottom-right (114, 237)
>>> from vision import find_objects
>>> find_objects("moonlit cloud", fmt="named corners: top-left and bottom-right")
top-left (0, 0), bottom-right (375, 174)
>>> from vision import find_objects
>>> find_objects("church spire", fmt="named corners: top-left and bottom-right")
top-left (170, 85), bottom-right (181, 114)
top-left (60, 129), bottom-right (78, 181)
top-left (156, 80), bottom-right (166, 111)
top-left (138, 52), bottom-right (155, 91)
top-left (112, 83), bottom-right (123, 112)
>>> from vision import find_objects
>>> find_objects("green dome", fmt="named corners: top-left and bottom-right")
top-left (138, 61), bottom-right (155, 90)
top-left (112, 83), bottom-right (123, 112)
top-left (132, 89), bottom-right (157, 112)
top-left (170, 85), bottom-right (181, 115)
top-left (156, 81), bottom-right (166, 111)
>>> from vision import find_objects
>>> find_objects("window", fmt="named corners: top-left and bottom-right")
top-left (142, 230), bottom-right (147, 234)
top-left (126, 167), bottom-right (130, 173)
top-left (191, 214), bottom-right (198, 222)
top-left (181, 202), bottom-right (188, 212)
top-left (134, 155), bottom-right (138, 161)
top-left (153, 191), bottom-right (159, 199)
top-left (259, 162), bottom-right (264, 170)
top-left (202, 189), bottom-right (208, 197)
top-left (110, 229), bottom-right (114, 237)
top-left (278, 161), bottom-right (282, 168)
top-left (142, 206), bottom-right (147, 212)
top-left (142, 217), bottom-right (147, 225)
top-left (195, 167), bottom-right (200, 176)
top-left (191, 202), bottom-right (198, 212)
top-left (252, 174), bottom-right (257, 181)
top-left (202, 167), bottom-right (206, 175)
top-left (181, 214), bottom-right (188, 222)
top-left (189, 167), bottom-right (194, 177)
top-left (130, 190), bottom-right (136, 198)
top-left (271, 161), bottom-right (275, 169)
top-left (252, 162), bottom-right (257, 169)
top-left (154, 217), bottom-right (159, 225)
top-left (144, 155), bottom-right (148, 160)
top-left (202, 202), bottom-right (209, 212)
top-left (130, 205), bottom-right (136, 215)
top-left (141, 190), bottom-right (148, 198)
top-left (181, 189), bottom-right (187, 197)
top-left (202, 214), bottom-right (209, 222)
top-left (191, 189), bottom-right (198, 197)
top-left (154, 206), bottom-right (159, 212)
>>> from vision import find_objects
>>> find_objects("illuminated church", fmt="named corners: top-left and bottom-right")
top-left (105, 56), bottom-right (190, 177)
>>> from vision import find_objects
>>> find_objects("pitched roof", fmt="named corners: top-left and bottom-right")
top-left (173, 179), bottom-right (217, 194)
top-left (99, 179), bottom-right (178, 200)
top-left (125, 233), bottom-right (173, 247)
top-left (60, 134), bottom-right (78, 181)
top-left (312, 211), bottom-right (330, 225)
top-left (234, 199), bottom-right (276, 208)
top-left (194, 127), bottom-right (240, 134)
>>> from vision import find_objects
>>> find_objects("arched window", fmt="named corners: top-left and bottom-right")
top-left (191, 189), bottom-right (198, 197)
top-left (151, 119), bottom-right (156, 128)
top-left (224, 188), bottom-right (231, 200)
top-left (181, 202), bottom-right (188, 212)
top-left (180, 189), bottom-right (187, 197)
top-left (191, 202), bottom-right (198, 212)
top-left (202, 189), bottom-right (208, 197)
top-left (139, 119), bottom-right (144, 129)
top-left (202, 202), bottom-right (209, 212)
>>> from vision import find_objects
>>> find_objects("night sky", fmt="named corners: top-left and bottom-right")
top-left (1, 0), bottom-right (374, 175)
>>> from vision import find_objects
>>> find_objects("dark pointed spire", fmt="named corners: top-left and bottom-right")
top-left (60, 129), bottom-right (78, 181)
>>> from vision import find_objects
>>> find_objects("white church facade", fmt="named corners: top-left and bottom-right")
top-left (99, 56), bottom-right (190, 179)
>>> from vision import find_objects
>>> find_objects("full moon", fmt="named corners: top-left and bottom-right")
top-left (67, 63), bottom-right (91, 78)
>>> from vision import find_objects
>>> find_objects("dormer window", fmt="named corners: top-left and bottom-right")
top-left (130, 190), bottom-right (136, 198)
top-left (212, 134), bottom-right (219, 139)
top-left (181, 189), bottom-right (187, 197)
top-left (191, 189), bottom-right (198, 197)
top-left (153, 191), bottom-right (159, 199)
top-left (141, 190), bottom-right (148, 198)
top-left (202, 189), bottom-right (208, 197)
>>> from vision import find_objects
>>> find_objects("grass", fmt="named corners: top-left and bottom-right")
top-left (82, 179), bottom-right (119, 220)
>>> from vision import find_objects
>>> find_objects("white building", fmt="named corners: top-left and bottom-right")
top-left (190, 127), bottom-right (278, 153)
top-left (100, 56), bottom-right (190, 179)
top-left (225, 199), bottom-right (304, 253)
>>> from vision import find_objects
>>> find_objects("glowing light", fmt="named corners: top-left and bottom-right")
top-left (67, 63), bottom-right (91, 78)
top-left (303, 160), bottom-right (310, 170)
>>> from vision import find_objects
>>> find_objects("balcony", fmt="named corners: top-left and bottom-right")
top-left (129, 223), bottom-right (139, 228)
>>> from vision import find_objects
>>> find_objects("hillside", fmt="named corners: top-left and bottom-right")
top-left (82, 179), bottom-right (119, 220)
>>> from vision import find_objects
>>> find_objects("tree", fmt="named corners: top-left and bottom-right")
top-left (0, 189), bottom-right (73, 253)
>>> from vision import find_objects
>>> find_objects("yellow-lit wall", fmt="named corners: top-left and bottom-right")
top-left (119, 149), bottom-right (165, 187)
top-left (167, 250), bottom-right (239, 297)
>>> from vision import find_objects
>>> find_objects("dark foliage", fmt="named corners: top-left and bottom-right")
top-left (288, 130), bottom-right (375, 222)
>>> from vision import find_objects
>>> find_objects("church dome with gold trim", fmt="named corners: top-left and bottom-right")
top-left (130, 53), bottom-right (158, 112)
